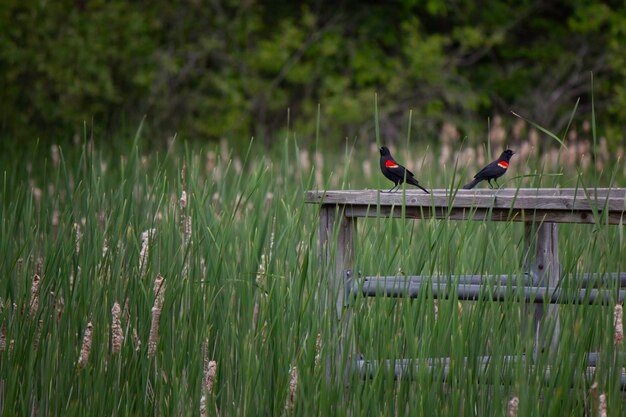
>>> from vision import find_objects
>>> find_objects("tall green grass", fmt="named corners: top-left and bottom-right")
top-left (0, 130), bottom-right (625, 416)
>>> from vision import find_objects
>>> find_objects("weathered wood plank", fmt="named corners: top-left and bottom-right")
top-left (306, 188), bottom-right (626, 201)
top-left (344, 205), bottom-right (625, 225)
top-left (305, 189), bottom-right (626, 212)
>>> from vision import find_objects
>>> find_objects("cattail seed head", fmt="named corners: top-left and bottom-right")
top-left (74, 223), bottom-right (82, 254)
top-left (102, 238), bottom-right (109, 258)
top-left (0, 322), bottom-right (6, 353)
top-left (205, 360), bottom-right (217, 395)
top-left (314, 333), bottom-right (322, 369)
top-left (148, 275), bottom-right (165, 358)
top-left (284, 366), bottom-right (298, 414)
top-left (598, 393), bottom-right (607, 417)
top-left (132, 327), bottom-right (141, 353)
top-left (111, 302), bottom-right (124, 355)
top-left (153, 274), bottom-right (166, 308)
top-left (614, 304), bottom-right (623, 345)
top-left (139, 229), bottom-right (155, 279)
top-left (0, 298), bottom-right (6, 353)
top-left (507, 396), bottom-right (519, 417)
top-left (180, 190), bottom-right (187, 210)
top-left (184, 216), bottom-right (192, 240)
top-left (200, 394), bottom-right (207, 417)
top-left (29, 274), bottom-right (41, 317)
top-left (33, 319), bottom-right (43, 352)
top-left (200, 257), bottom-right (206, 288)
top-left (148, 306), bottom-right (161, 358)
top-left (17, 257), bottom-right (23, 280)
top-left (269, 217), bottom-right (276, 260)
top-left (70, 266), bottom-right (80, 291)
top-left (78, 322), bottom-right (93, 369)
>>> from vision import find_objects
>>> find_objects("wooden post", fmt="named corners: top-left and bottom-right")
top-left (524, 221), bottom-right (561, 359)
top-left (318, 204), bottom-right (356, 385)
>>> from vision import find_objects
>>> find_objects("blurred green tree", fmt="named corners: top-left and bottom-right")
top-left (0, 0), bottom-right (624, 146)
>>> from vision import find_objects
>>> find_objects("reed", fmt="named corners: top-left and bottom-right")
top-left (0, 123), bottom-right (625, 415)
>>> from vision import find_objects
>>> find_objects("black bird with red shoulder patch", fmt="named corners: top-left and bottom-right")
top-left (379, 146), bottom-right (429, 193)
top-left (463, 149), bottom-right (515, 189)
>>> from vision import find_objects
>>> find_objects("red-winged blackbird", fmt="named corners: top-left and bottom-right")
top-left (379, 146), bottom-right (429, 193)
top-left (463, 149), bottom-right (515, 189)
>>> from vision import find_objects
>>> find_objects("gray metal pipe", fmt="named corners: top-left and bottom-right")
top-left (355, 355), bottom-right (626, 388)
top-left (349, 276), bottom-right (625, 304)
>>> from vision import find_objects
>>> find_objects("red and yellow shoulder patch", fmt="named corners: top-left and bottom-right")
top-left (497, 161), bottom-right (509, 169)
top-left (385, 160), bottom-right (399, 168)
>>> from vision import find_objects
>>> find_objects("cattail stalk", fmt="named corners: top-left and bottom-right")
top-left (180, 190), bottom-right (187, 221)
top-left (74, 223), bottom-right (82, 254)
top-left (0, 298), bottom-right (6, 352)
top-left (17, 258), bottom-right (23, 295)
top-left (507, 396), bottom-right (519, 417)
top-left (204, 360), bottom-right (217, 395)
top-left (70, 267), bottom-right (80, 291)
top-left (148, 275), bottom-right (165, 358)
top-left (29, 274), bottom-right (41, 317)
top-left (598, 393), bottom-right (607, 417)
top-left (148, 306), bottom-right (161, 358)
top-left (269, 217), bottom-right (276, 261)
top-left (102, 238), bottom-right (109, 259)
top-left (33, 319), bottom-right (43, 352)
top-left (614, 304), bottom-right (623, 345)
top-left (132, 327), bottom-right (141, 353)
top-left (78, 322), bottom-right (93, 369)
top-left (139, 229), bottom-right (155, 279)
top-left (284, 366), bottom-right (298, 414)
top-left (0, 323), bottom-right (5, 353)
top-left (314, 333), bottom-right (322, 369)
top-left (200, 394), bottom-right (207, 417)
top-left (111, 302), bottom-right (124, 355)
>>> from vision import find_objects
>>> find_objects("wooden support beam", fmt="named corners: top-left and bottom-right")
top-left (524, 222), bottom-right (560, 359)
top-left (318, 205), bottom-right (356, 385)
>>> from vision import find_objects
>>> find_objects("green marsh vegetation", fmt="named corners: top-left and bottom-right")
top-left (1, 116), bottom-right (625, 416)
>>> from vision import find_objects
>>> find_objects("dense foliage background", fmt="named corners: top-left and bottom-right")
top-left (1, 0), bottom-right (625, 146)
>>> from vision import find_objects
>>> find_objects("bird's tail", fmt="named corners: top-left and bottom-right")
top-left (407, 177), bottom-right (430, 194)
top-left (463, 178), bottom-right (481, 189)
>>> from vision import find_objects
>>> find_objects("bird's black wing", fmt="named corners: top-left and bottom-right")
top-left (474, 161), bottom-right (497, 179)
top-left (386, 164), bottom-right (414, 180)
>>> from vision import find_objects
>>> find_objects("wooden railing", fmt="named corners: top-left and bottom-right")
top-left (306, 188), bottom-right (626, 384)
